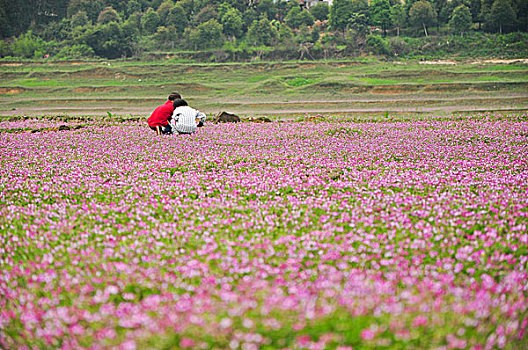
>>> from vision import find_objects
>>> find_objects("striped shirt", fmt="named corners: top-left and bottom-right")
top-left (170, 106), bottom-right (206, 134)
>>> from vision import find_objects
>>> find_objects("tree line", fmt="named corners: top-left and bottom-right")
top-left (0, 0), bottom-right (526, 59)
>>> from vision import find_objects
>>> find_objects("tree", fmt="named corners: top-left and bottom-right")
top-left (197, 19), bottom-right (223, 49)
top-left (276, 0), bottom-right (298, 22)
top-left (154, 25), bottom-right (178, 48)
top-left (513, 0), bottom-right (528, 31)
top-left (97, 7), bottom-right (121, 24)
top-left (0, 0), bottom-right (10, 38)
top-left (221, 8), bottom-right (244, 39)
top-left (217, 3), bottom-right (233, 19)
top-left (488, 0), bottom-right (516, 33)
top-left (225, 0), bottom-right (248, 12)
top-left (311, 25), bottom-right (321, 43)
top-left (439, 0), bottom-right (470, 26)
top-left (157, 0), bottom-right (175, 26)
top-left (390, 4), bottom-right (407, 36)
top-left (67, 0), bottom-right (104, 23)
top-left (310, 3), bottom-right (330, 22)
top-left (256, 0), bottom-right (277, 20)
top-left (74, 22), bottom-right (133, 58)
top-left (285, 7), bottom-right (314, 29)
top-left (126, 0), bottom-right (142, 17)
top-left (480, 0), bottom-right (495, 30)
top-left (41, 18), bottom-right (73, 41)
top-left (469, 0), bottom-right (481, 27)
top-left (278, 23), bottom-right (294, 46)
top-left (193, 5), bottom-right (218, 25)
top-left (297, 24), bottom-right (312, 43)
top-left (11, 31), bottom-right (47, 58)
top-left (449, 5), bottom-right (472, 34)
top-left (247, 17), bottom-right (278, 46)
top-left (408, 1), bottom-right (437, 36)
top-left (370, 0), bottom-right (392, 35)
top-left (71, 10), bottom-right (90, 28)
top-left (166, 5), bottom-right (189, 35)
top-left (366, 34), bottom-right (391, 55)
top-left (299, 8), bottom-right (316, 27)
top-left (330, 0), bottom-right (355, 31)
top-left (242, 8), bottom-right (259, 31)
top-left (432, 0), bottom-right (449, 25)
top-left (330, 0), bottom-right (369, 33)
top-left (141, 7), bottom-right (160, 35)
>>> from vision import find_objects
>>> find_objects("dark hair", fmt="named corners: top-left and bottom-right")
top-left (168, 92), bottom-right (181, 101)
top-left (173, 99), bottom-right (188, 109)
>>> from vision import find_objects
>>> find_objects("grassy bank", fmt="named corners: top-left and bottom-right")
top-left (1, 58), bottom-right (527, 118)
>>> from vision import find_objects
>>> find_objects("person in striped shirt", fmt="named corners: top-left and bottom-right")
top-left (169, 99), bottom-right (206, 134)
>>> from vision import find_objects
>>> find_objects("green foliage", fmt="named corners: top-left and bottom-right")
top-left (0, 40), bottom-right (11, 57)
top-left (390, 4), bottom-right (407, 36)
top-left (55, 44), bottom-right (95, 59)
top-left (71, 11), bottom-right (90, 28)
top-left (67, 0), bottom-right (104, 23)
top-left (247, 18), bottom-right (278, 46)
top-left (331, 0), bottom-right (370, 34)
top-left (285, 7), bottom-right (314, 29)
top-left (0, 0), bottom-right (527, 60)
top-left (256, 0), bottom-right (277, 20)
top-left (193, 5), bottom-right (219, 26)
top-left (154, 26), bottom-right (178, 48)
top-left (157, 0), bottom-right (174, 26)
top-left (409, 1), bottom-right (438, 36)
top-left (449, 5), bottom-right (473, 34)
top-left (75, 22), bottom-right (134, 59)
top-left (330, 0), bottom-right (355, 31)
top-left (185, 19), bottom-right (224, 49)
top-left (11, 31), bottom-right (48, 58)
top-left (166, 5), bottom-right (188, 34)
top-left (221, 8), bottom-right (244, 39)
top-left (97, 6), bottom-right (121, 25)
top-left (487, 0), bottom-right (517, 34)
top-left (370, 0), bottom-right (393, 32)
top-left (0, 2), bottom-right (10, 38)
top-left (366, 34), bottom-right (392, 55)
top-left (310, 3), bottom-right (330, 22)
top-left (126, 0), bottom-right (142, 17)
top-left (284, 77), bottom-right (316, 87)
top-left (278, 24), bottom-right (293, 41)
top-left (311, 25), bottom-right (321, 43)
top-left (141, 8), bottom-right (160, 35)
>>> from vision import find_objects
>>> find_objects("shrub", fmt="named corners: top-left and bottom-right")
top-left (0, 40), bottom-right (12, 57)
top-left (11, 31), bottom-right (48, 58)
top-left (388, 37), bottom-right (409, 56)
top-left (366, 34), bottom-right (392, 55)
top-left (55, 44), bottom-right (95, 59)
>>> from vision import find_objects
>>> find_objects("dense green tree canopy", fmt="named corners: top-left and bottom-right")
top-left (449, 4), bottom-right (473, 34)
top-left (97, 6), bottom-right (121, 25)
top-left (248, 17), bottom-right (278, 46)
top-left (330, 0), bottom-right (355, 31)
top-left (370, 0), bottom-right (393, 34)
top-left (0, 0), bottom-right (526, 59)
top-left (310, 3), bottom-right (330, 22)
top-left (409, 1), bottom-right (438, 36)
top-left (488, 0), bottom-right (516, 33)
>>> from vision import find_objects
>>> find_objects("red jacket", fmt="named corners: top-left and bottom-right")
top-left (147, 101), bottom-right (174, 127)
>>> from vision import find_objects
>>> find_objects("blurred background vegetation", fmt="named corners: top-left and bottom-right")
top-left (0, 0), bottom-right (527, 62)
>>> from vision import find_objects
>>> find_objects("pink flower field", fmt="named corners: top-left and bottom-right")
top-left (1, 114), bottom-right (527, 349)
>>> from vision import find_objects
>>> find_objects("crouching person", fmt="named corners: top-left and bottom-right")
top-left (147, 92), bottom-right (181, 135)
top-left (170, 99), bottom-right (206, 134)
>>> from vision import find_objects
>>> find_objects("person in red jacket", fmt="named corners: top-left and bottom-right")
top-left (147, 92), bottom-right (181, 135)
